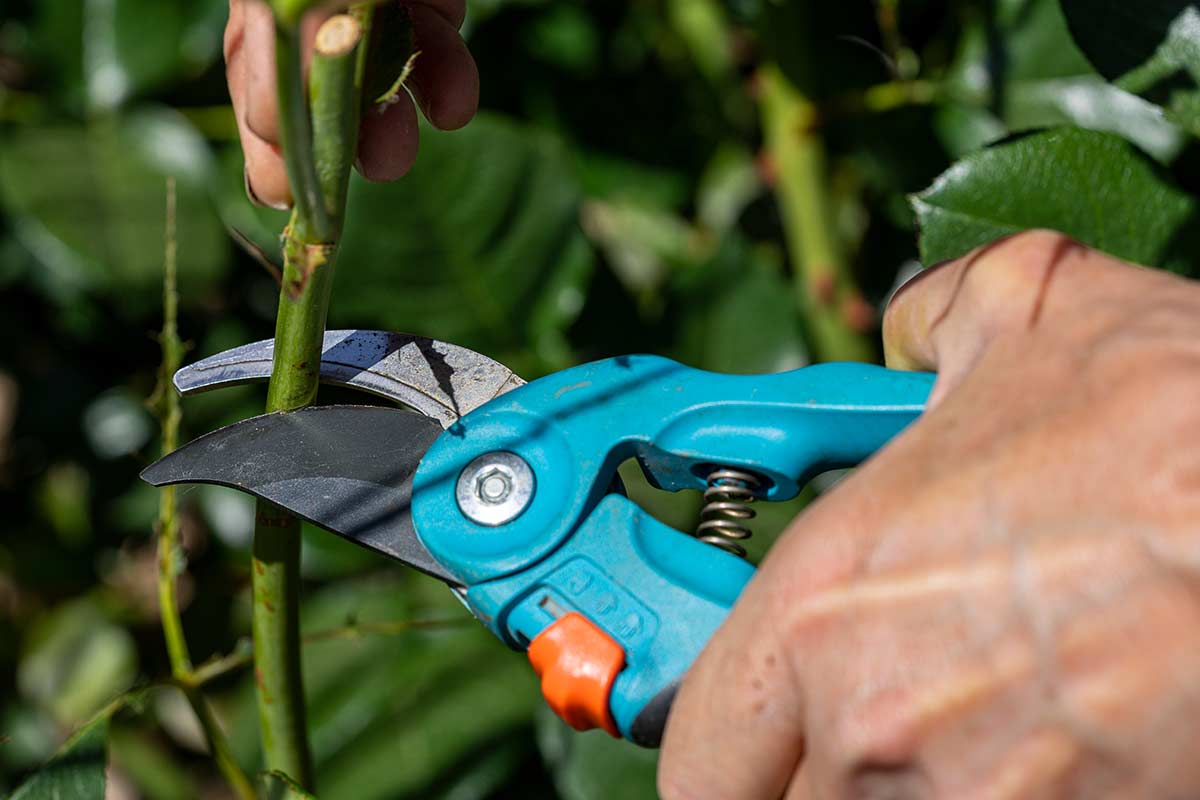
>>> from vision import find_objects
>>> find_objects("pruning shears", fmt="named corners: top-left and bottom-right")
top-left (142, 330), bottom-right (933, 746)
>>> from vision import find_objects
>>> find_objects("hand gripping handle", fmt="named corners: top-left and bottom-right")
top-left (411, 356), bottom-right (935, 745)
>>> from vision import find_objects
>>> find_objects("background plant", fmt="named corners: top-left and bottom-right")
top-left (2, 0), bottom-right (1199, 797)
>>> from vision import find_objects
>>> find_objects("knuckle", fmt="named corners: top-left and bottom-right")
top-left (958, 229), bottom-right (1087, 318)
top-left (1093, 331), bottom-right (1200, 410)
top-left (223, 18), bottom-right (243, 67)
top-left (846, 765), bottom-right (934, 800)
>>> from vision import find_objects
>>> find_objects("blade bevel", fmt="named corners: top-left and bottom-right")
top-left (172, 330), bottom-right (525, 429)
top-left (142, 405), bottom-right (460, 586)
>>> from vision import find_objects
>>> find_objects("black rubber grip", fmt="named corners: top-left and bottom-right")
top-left (629, 681), bottom-right (679, 747)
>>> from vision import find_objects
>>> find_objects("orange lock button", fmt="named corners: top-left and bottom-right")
top-left (528, 612), bottom-right (625, 737)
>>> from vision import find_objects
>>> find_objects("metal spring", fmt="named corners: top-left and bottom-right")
top-left (696, 468), bottom-right (764, 558)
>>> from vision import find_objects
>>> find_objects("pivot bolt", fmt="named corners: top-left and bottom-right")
top-left (456, 452), bottom-right (535, 526)
top-left (476, 468), bottom-right (513, 504)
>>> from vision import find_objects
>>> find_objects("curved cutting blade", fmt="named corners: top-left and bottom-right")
top-left (141, 405), bottom-right (459, 585)
top-left (172, 330), bottom-right (524, 429)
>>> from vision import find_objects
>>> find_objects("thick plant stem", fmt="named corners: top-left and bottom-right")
top-left (153, 179), bottom-right (255, 800)
top-left (252, 12), bottom-right (366, 789)
top-left (274, 22), bottom-right (333, 243)
top-left (251, 504), bottom-right (309, 784)
top-left (759, 65), bottom-right (875, 363)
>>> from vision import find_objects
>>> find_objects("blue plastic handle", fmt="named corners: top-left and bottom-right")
top-left (411, 356), bottom-right (933, 743)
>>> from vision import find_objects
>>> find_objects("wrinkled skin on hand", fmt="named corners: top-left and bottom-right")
top-left (224, 0), bottom-right (478, 208)
top-left (659, 231), bottom-right (1200, 799)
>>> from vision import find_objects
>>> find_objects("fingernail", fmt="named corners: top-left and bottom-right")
top-left (244, 166), bottom-right (290, 211)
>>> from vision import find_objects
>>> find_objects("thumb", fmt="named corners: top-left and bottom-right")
top-left (882, 230), bottom-right (1098, 404)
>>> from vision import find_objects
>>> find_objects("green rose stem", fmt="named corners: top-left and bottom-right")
top-left (153, 178), bottom-right (255, 800)
top-left (758, 65), bottom-right (875, 363)
top-left (253, 12), bottom-right (367, 788)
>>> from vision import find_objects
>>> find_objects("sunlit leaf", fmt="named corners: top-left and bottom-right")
top-left (1061, 0), bottom-right (1200, 137)
top-left (943, 0), bottom-right (1184, 160)
top-left (1004, 76), bottom-right (1184, 162)
top-left (913, 128), bottom-right (1196, 269)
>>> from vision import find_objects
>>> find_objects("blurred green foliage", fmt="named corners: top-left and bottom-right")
top-left (4, 0), bottom-right (1200, 796)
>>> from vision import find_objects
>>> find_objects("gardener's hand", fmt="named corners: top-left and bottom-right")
top-left (225, 0), bottom-right (478, 208)
top-left (660, 230), bottom-right (1200, 799)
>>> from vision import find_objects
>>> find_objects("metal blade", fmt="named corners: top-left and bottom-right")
top-left (141, 405), bottom-right (459, 586)
top-left (173, 330), bottom-right (524, 429)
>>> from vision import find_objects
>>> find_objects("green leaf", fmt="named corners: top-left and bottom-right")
top-left (942, 0), bottom-right (1184, 159)
top-left (1060, 0), bottom-right (1200, 137)
top-left (912, 128), bottom-right (1196, 268)
top-left (1003, 75), bottom-right (1184, 162)
top-left (9, 715), bottom-right (108, 800)
top-left (331, 114), bottom-right (594, 373)
top-left (0, 110), bottom-right (227, 315)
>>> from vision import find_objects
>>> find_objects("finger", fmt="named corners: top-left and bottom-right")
top-left (240, 0), bottom-right (279, 144)
top-left (658, 574), bottom-right (806, 800)
top-left (357, 93), bottom-right (420, 180)
top-left (227, 0), bottom-right (291, 207)
top-left (241, 3), bottom-right (333, 143)
top-left (882, 230), bottom-right (1098, 399)
top-left (409, 0), bottom-right (467, 29)
top-left (407, 2), bottom-right (479, 130)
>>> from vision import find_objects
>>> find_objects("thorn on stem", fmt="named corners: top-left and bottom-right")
top-left (229, 227), bottom-right (284, 285)
top-left (840, 293), bottom-right (876, 332)
top-left (810, 272), bottom-right (837, 305)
